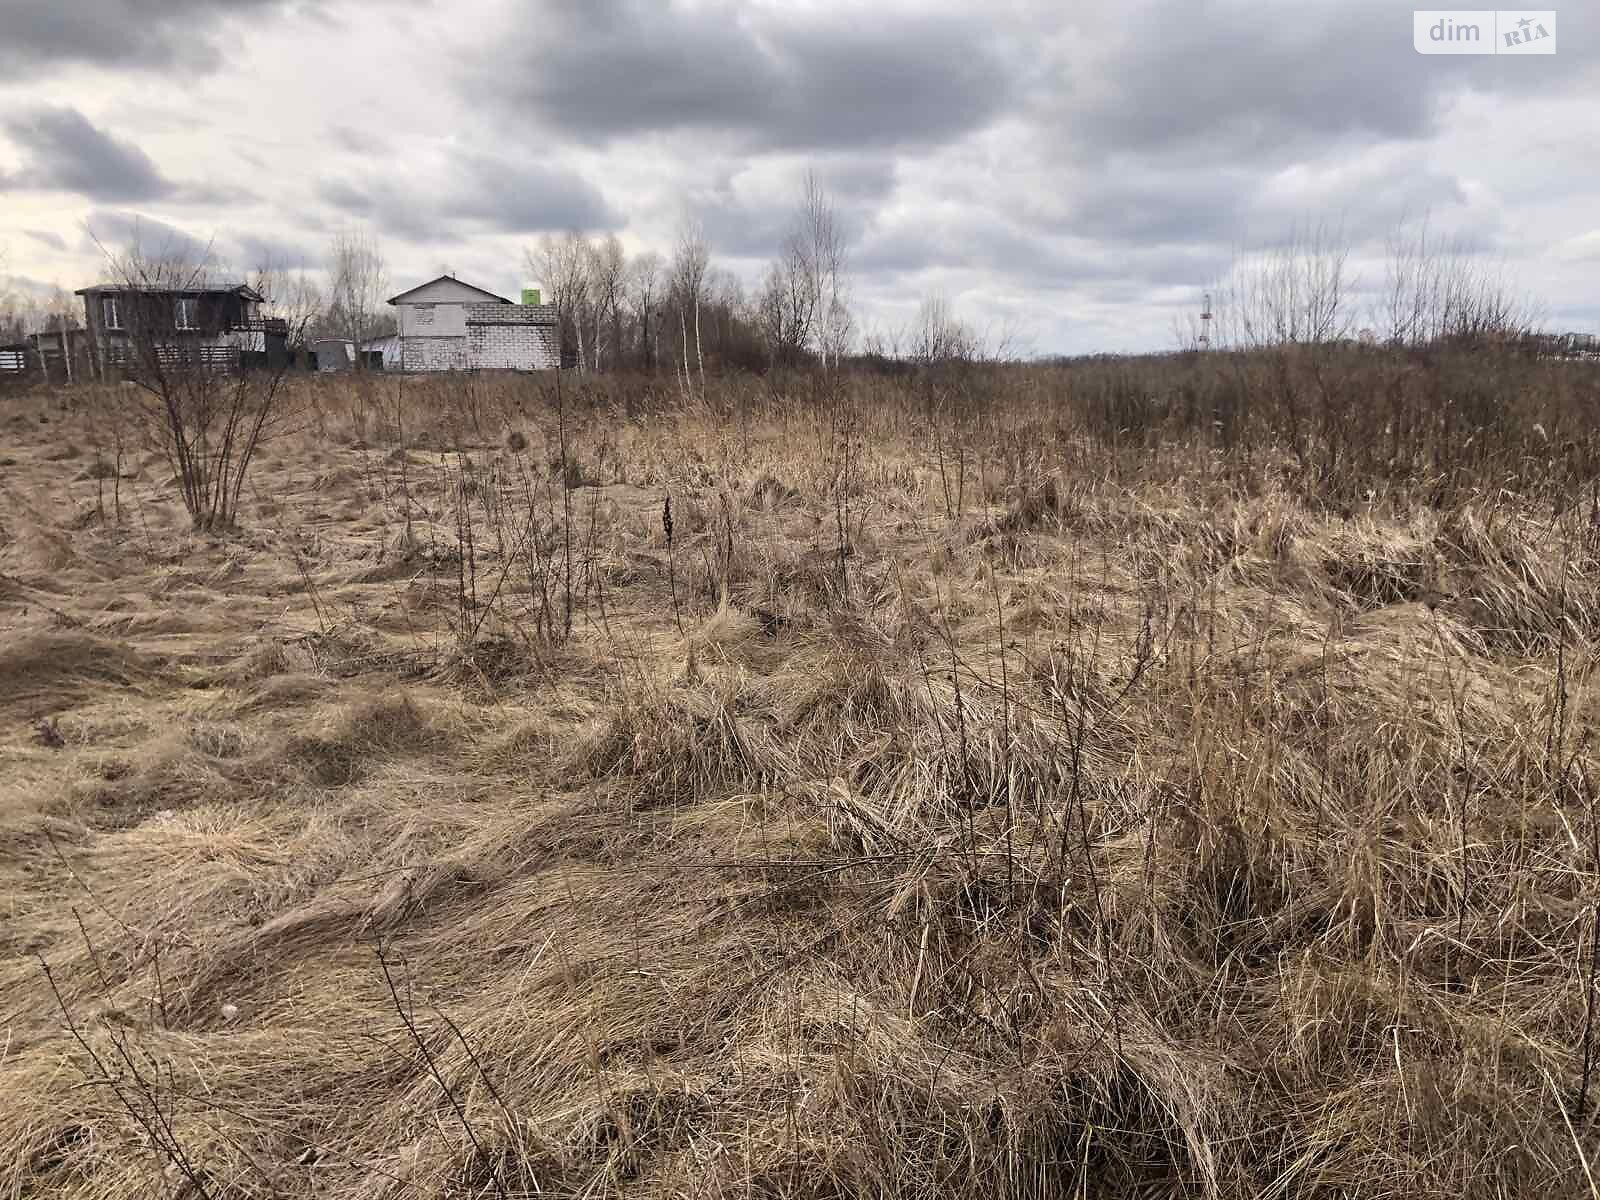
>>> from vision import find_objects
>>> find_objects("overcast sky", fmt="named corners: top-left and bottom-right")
top-left (0, 0), bottom-right (1595, 354)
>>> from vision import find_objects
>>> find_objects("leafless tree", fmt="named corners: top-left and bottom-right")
top-left (528, 231), bottom-right (592, 370)
top-left (911, 294), bottom-right (982, 363)
top-left (860, 319), bottom-right (906, 362)
top-left (251, 260), bottom-right (323, 353)
top-left (1379, 215), bottom-right (1535, 347)
top-left (670, 216), bottom-right (710, 397)
top-left (0, 284), bottom-right (25, 345)
top-left (35, 285), bottom-right (81, 333)
top-left (0, 248), bottom-right (19, 342)
top-left (2, 253), bottom-right (84, 381)
top-left (587, 233), bottom-right (627, 372)
top-left (703, 267), bottom-right (746, 361)
top-left (327, 230), bottom-right (388, 368)
top-left (757, 236), bottom-right (817, 368)
top-left (625, 250), bottom-right (663, 371)
top-left (754, 172), bottom-right (854, 370)
top-left (1211, 222), bottom-right (1355, 350)
top-left (796, 172), bottom-right (852, 367)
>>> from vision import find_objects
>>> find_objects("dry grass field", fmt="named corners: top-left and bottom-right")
top-left (3, 355), bottom-right (1600, 1198)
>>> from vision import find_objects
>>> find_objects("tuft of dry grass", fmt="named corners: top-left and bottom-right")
top-left (0, 630), bottom-right (164, 721)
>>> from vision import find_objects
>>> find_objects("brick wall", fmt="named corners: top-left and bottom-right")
top-left (400, 335), bottom-right (467, 372)
top-left (394, 304), bottom-right (560, 372)
top-left (465, 303), bottom-right (559, 370)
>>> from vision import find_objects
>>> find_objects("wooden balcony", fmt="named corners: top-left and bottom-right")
top-left (230, 317), bottom-right (290, 337)
top-left (106, 342), bottom-right (242, 373)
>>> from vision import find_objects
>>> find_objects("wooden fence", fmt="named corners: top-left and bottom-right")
top-left (107, 343), bottom-right (242, 373)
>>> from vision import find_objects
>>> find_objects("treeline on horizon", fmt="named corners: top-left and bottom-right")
top-left (4, 185), bottom-right (1586, 372)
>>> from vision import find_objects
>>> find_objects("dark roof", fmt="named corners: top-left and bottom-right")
top-left (75, 283), bottom-right (265, 302)
top-left (387, 275), bottom-right (510, 306)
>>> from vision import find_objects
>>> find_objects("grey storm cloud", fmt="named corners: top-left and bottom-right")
top-left (2, 107), bottom-right (173, 202)
top-left (450, 154), bottom-right (619, 233)
top-left (696, 200), bottom-right (792, 262)
top-left (1022, 158), bottom-right (1469, 253)
top-left (1048, 0), bottom-right (1598, 168)
top-left (314, 178), bottom-right (439, 243)
top-left (1057, 8), bottom-right (1437, 161)
top-left (451, 0), bottom-right (1594, 323)
top-left (475, 1), bottom-right (1016, 151)
top-left (318, 151), bottom-right (617, 240)
top-left (232, 231), bottom-right (318, 271)
top-left (855, 211), bottom-right (1232, 293)
top-left (79, 210), bottom-right (211, 275)
top-left (691, 159), bottom-right (895, 261)
top-left (0, 0), bottom-right (289, 78)
top-left (1047, 169), bottom-right (1259, 247)
top-left (317, 180), bottom-right (379, 220)
top-left (81, 210), bottom-right (319, 278)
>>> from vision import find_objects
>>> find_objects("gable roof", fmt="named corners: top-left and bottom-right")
top-left (75, 282), bottom-right (265, 302)
top-left (387, 275), bottom-right (510, 306)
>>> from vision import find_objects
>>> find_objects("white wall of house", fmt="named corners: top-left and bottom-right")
top-left (393, 277), bottom-right (496, 369)
top-left (465, 303), bottom-right (560, 369)
top-left (389, 278), bottom-right (559, 372)
top-left (393, 277), bottom-right (501, 338)
top-left (401, 336), bottom-right (468, 372)
top-left (398, 302), bottom-right (468, 338)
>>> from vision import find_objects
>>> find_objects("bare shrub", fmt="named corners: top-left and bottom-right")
top-left (99, 240), bottom-right (303, 531)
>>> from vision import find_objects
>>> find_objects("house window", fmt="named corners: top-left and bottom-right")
top-left (175, 298), bottom-right (198, 330)
top-left (102, 296), bottom-right (123, 330)
top-left (413, 304), bottom-right (435, 327)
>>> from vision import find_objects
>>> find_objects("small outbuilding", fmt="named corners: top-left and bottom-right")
top-left (361, 333), bottom-right (400, 371)
top-left (309, 337), bottom-right (356, 372)
top-left (27, 328), bottom-right (93, 383)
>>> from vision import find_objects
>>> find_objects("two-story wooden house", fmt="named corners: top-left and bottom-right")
top-left (75, 282), bottom-right (290, 378)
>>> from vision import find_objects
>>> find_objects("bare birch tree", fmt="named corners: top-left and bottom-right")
top-left (625, 250), bottom-right (663, 371)
top-left (587, 233), bottom-right (627, 372)
top-left (529, 231), bottom-right (592, 370)
top-left (757, 236), bottom-right (817, 367)
top-left (671, 216), bottom-right (710, 397)
top-left (757, 172), bottom-right (852, 369)
top-left (796, 171), bottom-right (851, 367)
top-left (328, 230), bottom-right (388, 368)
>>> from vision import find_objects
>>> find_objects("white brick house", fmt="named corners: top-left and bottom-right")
top-left (388, 275), bottom-right (559, 372)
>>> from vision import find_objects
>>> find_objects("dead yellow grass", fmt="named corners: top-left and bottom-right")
top-left (1, 364), bottom-right (1598, 1199)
